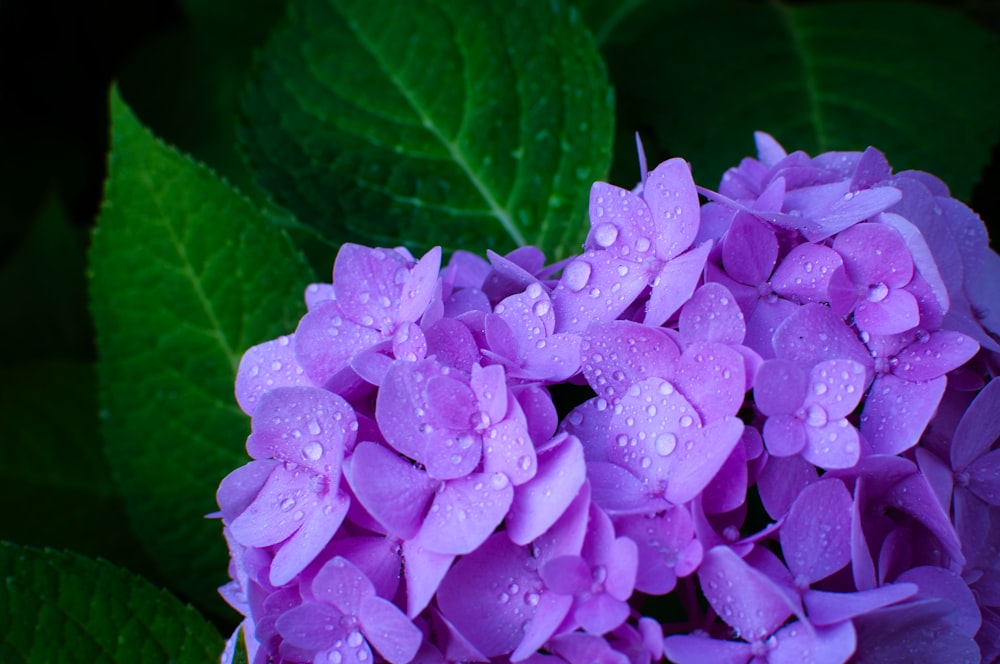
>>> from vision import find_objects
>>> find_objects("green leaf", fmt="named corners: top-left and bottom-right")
top-left (601, 1), bottom-right (1000, 199)
top-left (89, 88), bottom-right (315, 615)
top-left (0, 542), bottom-right (223, 663)
top-left (0, 359), bottom-right (158, 577)
top-left (240, 0), bottom-right (614, 259)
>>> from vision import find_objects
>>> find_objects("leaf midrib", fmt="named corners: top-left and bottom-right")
top-left (334, 4), bottom-right (528, 248)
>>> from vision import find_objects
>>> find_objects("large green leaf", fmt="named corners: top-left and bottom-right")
top-left (0, 359), bottom-right (157, 577)
top-left (89, 88), bottom-right (315, 614)
top-left (240, 0), bottom-right (614, 259)
top-left (598, 1), bottom-right (1000, 199)
top-left (0, 542), bottom-right (222, 663)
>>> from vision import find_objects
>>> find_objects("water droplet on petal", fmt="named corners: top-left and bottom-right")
top-left (347, 631), bottom-right (364, 648)
top-left (655, 433), bottom-right (677, 456)
top-left (302, 441), bottom-right (323, 461)
top-left (679, 415), bottom-right (693, 428)
top-left (563, 261), bottom-right (592, 292)
top-left (593, 223), bottom-right (619, 248)
top-left (806, 404), bottom-right (828, 427)
top-left (280, 498), bottom-right (296, 511)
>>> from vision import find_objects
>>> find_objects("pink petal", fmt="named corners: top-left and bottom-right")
top-left (424, 317), bottom-right (480, 371)
top-left (756, 454), bottom-right (817, 520)
top-left (217, 460), bottom-right (277, 523)
top-left (575, 592), bottom-right (630, 635)
top-left (773, 303), bottom-right (873, 372)
top-left (587, 182), bottom-right (657, 256)
top-left (754, 359), bottom-right (808, 416)
top-left (586, 461), bottom-right (664, 515)
top-left (665, 416), bottom-right (744, 505)
top-left (417, 472), bottom-right (514, 554)
top-left (236, 335), bottom-right (312, 415)
top-left (834, 222), bottom-right (914, 288)
top-left (228, 465), bottom-right (314, 548)
top-left (304, 282), bottom-right (335, 309)
top-left (772, 243), bottom-right (853, 314)
top-left (275, 602), bottom-right (343, 652)
top-left (743, 295), bottom-right (798, 360)
top-left (805, 359), bottom-right (866, 419)
top-left (894, 330), bottom-right (978, 382)
top-left (540, 555), bottom-right (591, 594)
top-left (482, 418), bottom-right (536, 486)
top-left (515, 384), bottom-right (558, 447)
top-left (663, 634), bottom-right (751, 664)
top-left (755, 131), bottom-right (787, 166)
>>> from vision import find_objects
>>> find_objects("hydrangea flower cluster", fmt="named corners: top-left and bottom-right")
top-left (216, 133), bottom-right (1000, 663)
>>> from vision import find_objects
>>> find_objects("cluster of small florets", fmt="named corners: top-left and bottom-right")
top-left (216, 133), bottom-right (1000, 664)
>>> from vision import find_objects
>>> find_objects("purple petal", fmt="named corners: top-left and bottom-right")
top-left (304, 282), bottom-right (336, 309)
top-left (359, 595), bottom-right (423, 664)
top-left (770, 620), bottom-right (856, 664)
top-left (679, 283), bottom-right (746, 345)
top-left (743, 295), bottom-right (798, 360)
top-left (507, 434), bottom-right (586, 544)
top-left (515, 384), bottom-right (558, 447)
top-left (722, 213), bottom-right (778, 287)
top-left (773, 302), bottom-right (872, 374)
top-left (614, 507), bottom-right (702, 594)
top-left (345, 441), bottom-right (435, 539)
top-left (586, 461), bottom-right (665, 515)
top-left (246, 386), bottom-right (355, 475)
top-left (644, 241), bottom-right (713, 327)
top-left (966, 448), bottom-right (1000, 506)
top-left (762, 415), bottom-right (807, 457)
top-left (540, 555), bottom-right (591, 594)
top-left (644, 157), bottom-right (700, 261)
top-left (519, 332), bottom-right (582, 382)
top-left (802, 419), bottom-right (861, 469)
top-left (436, 533), bottom-right (548, 658)
top-left (754, 359), bottom-right (808, 416)
top-left (805, 359), bottom-right (867, 419)
top-left (334, 244), bottom-right (410, 332)
top-left (835, 221), bottom-right (914, 288)
top-left (780, 479), bottom-right (853, 584)
top-left (756, 454), bottom-right (817, 520)
top-left (854, 288), bottom-right (920, 336)
top-left (804, 583), bottom-right (917, 626)
top-left (217, 460), bottom-right (277, 523)
top-left (897, 566), bottom-right (981, 637)
top-left (269, 490), bottom-right (349, 586)
top-left (295, 301), bottom-right (383, 385)
top-left (401, 542), bottom-right (454, 618)
top-left (553, 251), bottom-right (651, 333)
top-left (228, 464), bottom-right (314, 548)
top-left (424, 317), bottom-right (479, 372)
top-left (663, 634), bottom-right (751, 664)
top-left (755, 131), bottom-right (787, 166)
top-left (894, 330), bottom-right (978, 382)
top-left (482, 418), bottom-right (536, 486)
top-left (698, 545), bottom-right (797, 640)
top-left (952, 377), bottom-right (1000, 470)
top-left (851, 478), bottom-right (877, 592)
top-left (851, 146), bottom-right (892, 189)
top-left (511, 592), bottom-right (575, 661)
top-left (852, 599), bottom-right (981, 663)
top-left (312, 555), bottom-right (376, 615)
top-left (587, 182), bottom-right (657, 256)
top-left (771, 243), bottom-right (853, 313)
top-left (397, 246), bottom-right (441, 324)
top-left (666, 416), bottom-right (744, 505)
top-left (580, 321), bottom-right (680, 400)
top-left (701, 438), bottom-right (748, 514)
top-left (861, 374), bottom-right (945, 455)
top-left (235, 336), bottom-right (312, 415)
top-left (416, 472), bottom-right (513, 554)
top-left (275, 602), bottom-right (343, 652)
top-left (574, 592), bottom-right (630, 635)
top-left (673, 342), bottom-right (746, 422)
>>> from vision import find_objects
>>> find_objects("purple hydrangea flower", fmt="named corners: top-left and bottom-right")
top-left (215, 133), bottom-right (1000, 664)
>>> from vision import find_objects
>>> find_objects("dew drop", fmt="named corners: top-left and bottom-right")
top-left (813, 382), bottom-right (828, 396)
top-left (280, 498), bottom-right (296, 511)
top-left (679, 415), bottom-right (693, 428)
top-left (867, 282), bottom-right (889, 303)
top-left (640, 456), bottom-right (652, 469)
top-left (532, 299), bottom-right (551, 316)
top-left (593, 223), bottom-right (619, 248)
top-left (655, 433), bottom-right (677, 456)
top-left (563, 261), bottom-right (592, 292)
top-left (302, 441), bottom-right (323, 461)
top-left (806, 404), bottom-right (828, 427)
